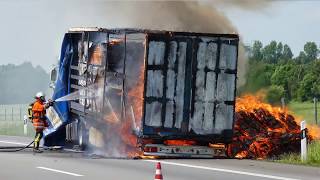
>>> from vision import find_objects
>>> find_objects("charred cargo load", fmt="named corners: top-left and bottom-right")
top-left (46, 28), bottom-right (239, 157)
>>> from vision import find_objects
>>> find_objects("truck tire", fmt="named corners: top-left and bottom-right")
top-left (77, 120), bottom-right (88, 150)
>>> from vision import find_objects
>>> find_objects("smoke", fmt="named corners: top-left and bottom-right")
top-left (97, 0), bottom-right (271, 86)
top-left (58, 0), bottom-right (272, 87)
top-left (103, 1), bottom-right (234, 33)
top-left (82, 0), bottom-right (272, 157)
top-left (209, 0), bottom-right (271, 10)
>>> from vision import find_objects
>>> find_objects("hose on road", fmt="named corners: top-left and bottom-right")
top-left (0, 141), bottom-right (34, 152)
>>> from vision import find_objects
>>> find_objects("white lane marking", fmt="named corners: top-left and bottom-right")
top-left (0, 140), bottom-right (28, 146)
top-left (37, 167), bottom-right (84, 177)
top-left (145, 160), bottom-right (300, 180)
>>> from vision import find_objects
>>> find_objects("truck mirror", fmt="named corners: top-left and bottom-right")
top-left (50, 68), bottom-right (57, 82)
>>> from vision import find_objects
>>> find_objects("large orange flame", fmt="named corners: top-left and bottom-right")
top-left (127, 64), bottom-right (145, 129)
top-left (164, 140), bottom-right (197, 146)
top-left (232, 94), bottom-right (320, 159)
top-left (117, 57), bottom-right (145, 158)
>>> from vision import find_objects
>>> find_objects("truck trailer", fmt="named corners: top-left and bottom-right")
top-left (45, 27), bottom-right (239, 158)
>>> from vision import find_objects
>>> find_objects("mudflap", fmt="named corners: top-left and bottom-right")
top-left (62, 119), bottom-right (88, 150)
top-left (44, 125), bottom-right (66, 147)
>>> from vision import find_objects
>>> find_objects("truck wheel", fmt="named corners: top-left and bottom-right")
top-left (77, 120), bottom-right (88, 150)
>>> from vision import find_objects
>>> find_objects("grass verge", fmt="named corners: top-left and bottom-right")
top-left (276, 141), bottom-right (320, 167)
top-left (0, 121), bottom-right (34, 137)
top-left (288, 101), bottom-right (320, 125)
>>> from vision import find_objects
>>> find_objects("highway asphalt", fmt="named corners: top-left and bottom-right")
top-left (0, 135), bottom-right (319, 180)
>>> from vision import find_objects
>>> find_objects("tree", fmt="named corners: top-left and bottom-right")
top-left (262, 41), bottom-right (278, 64)
top-left (298, 73), bottom-right (316, 101)
top-left (244, 40), bottom-right (320, 102)
top-left (276, 42), bottom-right (283, 60)
top-left (296, 51), bottom-right (307, 64)
top-left (296, 61), bottom-right (320, 101)
top-left (271, 64), bottom-right (302, 100)
top-left (281, 44), bottom-right (293, 60)
top-left (304, 42), bottom-right (318, 63)
top-left (0, 62), bottom-right (49, 104)
top-left (243, 61), bottom-right (275, 92)
top-left (250, 41), bottom-right (263, 61)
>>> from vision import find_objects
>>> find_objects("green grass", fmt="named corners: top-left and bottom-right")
top-left (0, 104), bottom-right (35, 137)
top-left (288, 101), bottom-right (320, 125)
top-left (276, 141), bottom-right (320, 167)
top-left (279, 101), bottom-right (320, 166)
top-left (0, 121), bottom-right (34, 137)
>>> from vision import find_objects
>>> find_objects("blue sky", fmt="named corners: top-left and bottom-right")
top-left (0, 0), bottom-right (319, 71)
top-left (221, 0), bottom-right (320, 56)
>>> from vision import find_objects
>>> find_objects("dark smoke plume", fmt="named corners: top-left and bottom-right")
top-left (98, 0), bottom-right (270, 86)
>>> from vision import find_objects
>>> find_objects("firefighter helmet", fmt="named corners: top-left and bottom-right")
top-left (35, 92), bottom-right (45, 101)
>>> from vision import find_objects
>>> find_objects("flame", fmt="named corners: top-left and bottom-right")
top-left (104, 112), bottom-right (120, 124)
top-left (89, 45), bottom-right (104, 65)
top-left (119, 63), bottom-right (145, 158)
top-left (305, 123), bottom-right (320, 139)
top-left (139, 155), bottom-right (159, 159)
top-left (94, 36), bottom-right (146, 158)
top-left (236, 95), bottom-right (284, 121)
top-left (164, 140), bottom-right (196, 146)
top-left (232, 94), bottom-right (320, 159)
top-left (109, 39), bottom-right (123, 45)
top-left (127, 66), bottom-right (145, 128)
top-left (100, 54), bottom-right (145, 158)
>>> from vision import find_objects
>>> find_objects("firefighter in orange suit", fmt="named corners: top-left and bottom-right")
top-left (31, 92), bottom-right (53, 152)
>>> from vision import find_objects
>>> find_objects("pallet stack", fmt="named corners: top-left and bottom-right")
top-left (230, 96), bottom-right (311, 159)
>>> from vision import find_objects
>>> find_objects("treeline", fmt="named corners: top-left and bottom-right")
top-left (0, 62), bottom-right (49, 104)
top-left (241, 41), bottom-right (320, 104)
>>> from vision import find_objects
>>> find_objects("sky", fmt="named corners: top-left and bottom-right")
top-left (0, 0), bottom-right (319, 72)
top-left (220, 0), bottom-right (320, 56)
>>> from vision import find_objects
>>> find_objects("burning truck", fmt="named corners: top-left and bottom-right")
top-left (46, 27), bottom-right (239, 158)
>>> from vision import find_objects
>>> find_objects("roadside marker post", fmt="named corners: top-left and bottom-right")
top-left (314, 97), bottom-right (318, 125)
top-left (281, 97), bottom-right (285, 110)
top-left (300, 121), bottom-right (307, 162)
top-left (23, 115), bottom-right (28, 135)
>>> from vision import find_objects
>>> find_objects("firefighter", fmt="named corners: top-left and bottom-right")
top-left (31, 92), bottom-right (54, 153)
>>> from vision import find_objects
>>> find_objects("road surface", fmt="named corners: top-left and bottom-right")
top-left (0, 135), bottom-right (319, 180)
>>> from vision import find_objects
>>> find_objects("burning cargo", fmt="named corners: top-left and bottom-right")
top-left (46, 28), bottom-right (239, 158)
top-left (232, 95), bottom-right (309, 159)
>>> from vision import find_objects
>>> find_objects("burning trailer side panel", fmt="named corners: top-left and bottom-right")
top-left (46, 28), bottom-right (239, 156)
top-left (142, 33), bottom-right (238, 143)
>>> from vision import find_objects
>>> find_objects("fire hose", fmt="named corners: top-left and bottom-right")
top-left (0, 140), bottom-right (34, 152)
top-left (0, 100), bottom-right (55, 153)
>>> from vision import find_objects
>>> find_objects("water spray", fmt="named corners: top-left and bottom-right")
top-left (54, 84), bottom-right (100, 102)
